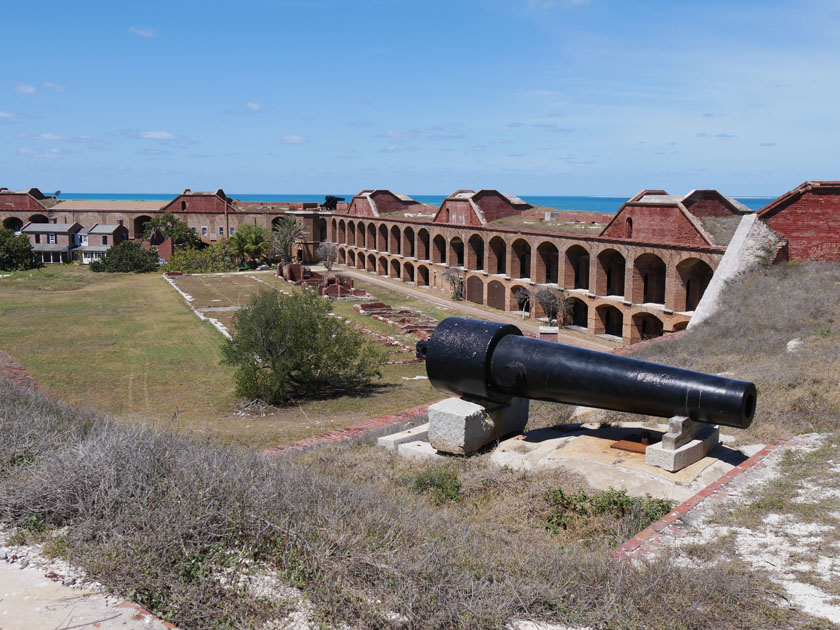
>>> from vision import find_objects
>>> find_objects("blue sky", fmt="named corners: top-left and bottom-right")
top-left (2, 0), bottom-right (838, 196)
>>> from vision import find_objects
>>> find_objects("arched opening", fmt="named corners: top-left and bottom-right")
top-left (418, 265), bottom-right (430, 287)
top-left (355, 221), bottom-right (365, 247)
top-left (487, 280), bottom-right (505, 310)
top-left (357, 254), bottom-right (366, 270)
top-left (625, 217), bottom-right (633, 239)
top-left (338, 220), bottom-right (346, 244)
top-left (565, 245), bottom-right (590, 290)
top-left (271, 216), bottom-right (287, 232)
top-left (510, 285), bottom-right (531, 314)
top-left (181, 200), bottom-right (187, 211)
top-left (28, 214), bottom-right (48, 224)
top-left (377, 256), bottom-right (388, 276)
top-left (402, 262), bottom-right (415, 283)
top-left (367, 253), bottom-right (376, 272)
top-left (317, 218), bottom-right (327, 242)
top-left (403, 227), bottom-right (415, 258)
top-left (673, 320), bottom-right (689, 332)
top-left (377, 224), bottom-right (388, 251)
top-left (568, 298), bottom-right (589, 329)
top-left (347, 221), bottom-right (356, 248)
top-left (466, 275), bottom-right (484, 304)
top-left (632, 253), bottom-right (666, 304)
top-left (338, 248), bottom-right (347, 265)
top-left (488, 237), bottom-right (507, 275)
top-left (346, 250), bottom-right (354, 266)
top-left (432, 235), bottom-right (447, 264)
top-left (632, 313), bottom-right (664, 342)
top-left (596, 249), bottom-right (626, 297)
top-left (133, 215), bottom-right (152, 239)
top-left (536, 242), bottom-right (559, 284)
top-left (389, 259), bottom-right (400, 278)
top-left (3, 217), bottom-right (24, 232)
top-left (449, 237), bottom-right (465, 267)
top-left (390, 225), bottom-right (401, 255)
top-left (367, 223), bottom-right (376, 249)
top-left (676, 258), bottom-right (714, 311)
top-left (331, 218), bottom-right (337, 241)
top-left (511, 239), bottom-right (531, 279)
top-left (414, 229), bottom-right (429, 260)
top-left (467, 234), bottom-right (484, 271)
top-left (596, 305), bottom-right (624, 337)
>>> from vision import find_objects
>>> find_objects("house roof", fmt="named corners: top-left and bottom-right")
top-left (0, 187), bottom-right (47, 199)
top-left (22, 222), bottom-right (82, 233)
top-left (88, 224), bottom-right (124, 234)
top-left (31, 244), bottom-right (73, 252)
top-left (757, 181), bottom-right (840, 219)
top-left (74, 245), bottom-right (111, 253)
top-left (52, 200), bottom-right (164, 211)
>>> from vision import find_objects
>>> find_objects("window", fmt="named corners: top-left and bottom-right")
top-left (229, 227), bottom-right (236, 235)
top-left (218, 226), bottom-right (224, 236)
top-left (202, 226), bottom-right (208, 236)
top-left (48, 233), bottom-right (56, 244)
top-left (81, 234), bottom-right (88, 245)
top-left (34, 234), bottom-right (41, 244)
top-left (181, 201), bottom-right (187, 211)
top-left (102, 235), bottom-right (108, 245)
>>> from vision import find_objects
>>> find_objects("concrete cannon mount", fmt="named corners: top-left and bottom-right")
top-left (378, 409), bottom-right (762, 503)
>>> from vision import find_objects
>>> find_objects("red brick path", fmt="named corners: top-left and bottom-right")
top-left (0, 351), bottom-right (39, 390)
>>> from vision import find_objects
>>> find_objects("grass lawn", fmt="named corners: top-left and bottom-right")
top-left (0, 266), bottom-right (441, 449)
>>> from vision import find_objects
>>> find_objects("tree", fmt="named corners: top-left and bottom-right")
top-left (221, 290), bottom-right (384, 404)
top-left (143, 212), bottom-right (202, 247)
top-left (90, 241), bottom-right (159, 273)
top-left (229, 224), bottom-right (270, 267)
top-left (162, 240), bottom-right (237, 273)
top-left (0, 228), bottom-right (38, 271)
top-left (443, 269), bottom-right (464, 300)
top-left (536, 289), bottom-right (559, 324)
top-left (513, 287), bottom-right (533, 314)
top-left (271, 215), bottom-right (304, 265)
top-left (316, 242), bottom-right (338, 270)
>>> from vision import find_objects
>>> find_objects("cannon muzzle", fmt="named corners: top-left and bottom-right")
top-left (416, 317), bottom-right (756, 430)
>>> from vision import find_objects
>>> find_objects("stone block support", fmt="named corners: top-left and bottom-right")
top-left (645, 415), bottom-right (719, 472)
top-left (428, 396), bottom-right (529, 455)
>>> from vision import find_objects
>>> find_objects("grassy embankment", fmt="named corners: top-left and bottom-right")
top-left (0, 267), bottom-right (440, 448)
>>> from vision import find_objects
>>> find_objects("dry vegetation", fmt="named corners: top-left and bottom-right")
top-left (0, 384), bottom-right (821, 630)
top-left (699, 215), bottom-right (744, 246)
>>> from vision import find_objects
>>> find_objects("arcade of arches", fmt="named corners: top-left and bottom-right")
top-left (329, 216), bottom-right (722, 345)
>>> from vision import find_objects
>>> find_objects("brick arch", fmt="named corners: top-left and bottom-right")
top-left (317, 218), bottom-right (327, 242)
top-left (133, 215), bottom-right (153, 239)
top-left (366, 223), bottom-right (376, 249)
top-left (331, 218), bottom-right (338, 241)
top-left (357, 252), bottom-right (366, 270)
top-left (347, 220), bottom-right (356, 247)
top-left (467, 234), bottom-right (484, 271)
top-left (632, 252), bottom-right (666, 304)
top-left (337, 219), bottom-right (346, 244)
top-left (377, 224), bottom-right (388, 251)
top-left (568, 297), bottom-right (589, 329)
top-left (487, 279), bottom-right (505, 310)
top-left (402, 261), bottom-right (415, 283)
top-left (631, 312), bottom-right (664, 343)
top-left (3, 217), bottom-right (23, 231)
top-left (466, 275), bottom-right (484, 304)
top-left (403, 226), bottom-right (415, 258)
top-left (389, 258), bottom-right (400, 278)
top-left (338, 247), bottom-right (347, 265)
top-left (390, 225), bottom-right (401, 254)
top-left (510, 284), bottom-right (531, 313)
top-left (565, 244), bottom-right (590, 290)
top-left (511, 239), bottom-right (531, 279)
top-left (366, 253), bottom-right (376, 272)
top-left (417, 264), bottom-right (430, 286)
top-left (676, 257), bottom-right (714, 311)
top-left (28, 214), bottom-right (49, 223)
top-left (595, 248), bottom-right (626, 297)
top-left (355, 221), bottom-right (366, 247)
top-left (417, 228), bottom-right (430, 260)
top-left (595, 304), bottom-right (623, 337)
top-left (377, 255), bottom-right (388, 275)
top-left (488, 236), bottom-right (506, 275)
top-left (449, 236), bottom-right (465, 267)
top-left (536, 241), bottom-right (559, 284)
top-left (432, 234), bottom-right (447, 264)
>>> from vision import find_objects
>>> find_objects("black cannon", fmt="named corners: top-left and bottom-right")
top-left (323, 195), bottom-right (345, 210)
top-left (416, 317), bottom-right (756, 430)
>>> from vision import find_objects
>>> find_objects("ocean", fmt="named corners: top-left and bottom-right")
top-left (58, 193), bottom-right (775, 214)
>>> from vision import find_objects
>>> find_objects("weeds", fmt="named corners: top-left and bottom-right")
top-left (409, 466), bottom-right (461, 503)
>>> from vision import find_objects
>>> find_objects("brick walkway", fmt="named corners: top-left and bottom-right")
top-left (0, 351), bottom-right (38, 390)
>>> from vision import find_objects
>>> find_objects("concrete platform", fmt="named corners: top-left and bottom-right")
top-left (490, 423), bottom-right (752, 502)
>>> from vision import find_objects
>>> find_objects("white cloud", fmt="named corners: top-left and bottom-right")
top-left (14, 84), bottom-right (36, 94)
top-left (37, 132), bottom-right (68, 140)
top-left (0, 110), bottom-right (17, 118)
top-left (19, 147), bottom-right (61, 159)
top-left (282, 135), bottom-right (307, 144)
top-left (247, 101), bottom-right (261, 111)
top-left (140, 130), bottom-right (176, 140)
top-left (43, 82), bottom-right (64, 92)
top-left (129, 26), bottom-right (157, 38)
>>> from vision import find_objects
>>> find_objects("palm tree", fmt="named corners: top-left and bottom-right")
top-left (229, 224), bottom-right (270, 267)
top-left (271, 215), bottom-right (304, 265)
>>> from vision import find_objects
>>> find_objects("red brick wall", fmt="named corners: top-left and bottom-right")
top-left (161, 194), bottom-right (227, 214)
top-left (347, 197), bottom-right (374, 217)
top-left (0, 193), bottom-right (45, 212)
top-left (682, 198), bottom-right (732, 218)
top-left (369, 191), bottom-right (409, 215)
top-left (764, 191), bottom-right (840, 261)
top-left (473, 191), bottom-right (520, 222)
top-left (435, 200), bottom-right (480, 226)
top-left (601, 205), bottom-right (708, 246)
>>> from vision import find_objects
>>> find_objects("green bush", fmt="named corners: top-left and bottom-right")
top-left (544, 486), bottom-right (673, 534)
top-left (221, 289), bottom-right (384, 404)
top-left (90, 241), bottom-right (159, 273)
top-left (410, 466), bottom-right (461, 503)
top-left (0, 227), bottom-right (38, 271)
top-left (161, 240), bottom-right (238, 273)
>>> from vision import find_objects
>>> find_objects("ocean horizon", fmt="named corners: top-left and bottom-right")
top-left (57, 193), bottom-right (775, 214)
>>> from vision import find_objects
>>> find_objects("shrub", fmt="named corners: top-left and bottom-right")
top-left (544, 486), bottom-right (673, 535)
top-left (221, 290), bottom-right (384, 404)
top-left (229, 225), bottom-right (270, 268)
top-left (162, 240), bottom-right (238, 273)
top-left (89, 241), bottom-right (159, 273)
top-left (316, 242), bottom-right (338, 270)
top-left (0, 227), bottom-right (38, 271)
top-left (409, 466), bottom-right (461, 503)
top-left (142, 211), bottom-right (202, 247)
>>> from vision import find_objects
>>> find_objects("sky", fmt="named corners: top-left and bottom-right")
top-left (2, 0), bottom-right (839, 196)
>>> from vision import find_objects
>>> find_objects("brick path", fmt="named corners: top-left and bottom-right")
top-left (0, 351), bottom-right (38, 390)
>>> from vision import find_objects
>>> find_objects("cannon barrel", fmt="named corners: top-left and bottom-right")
top-left (416, 317), bottom-right (756, 430)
